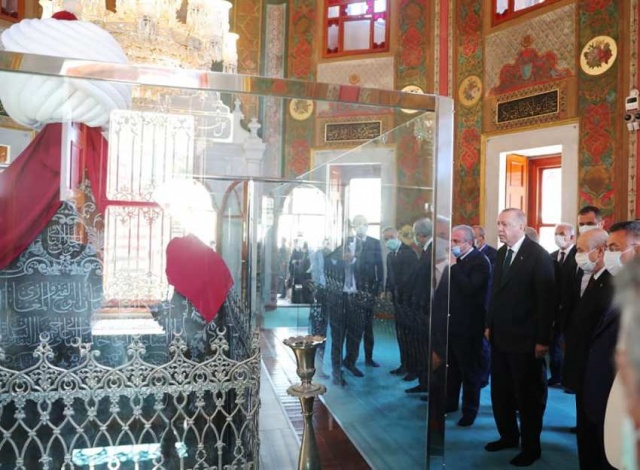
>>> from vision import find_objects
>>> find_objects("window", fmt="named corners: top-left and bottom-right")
top-left (0, 0), bottom-right (23, 22)
top-left (527, 155), bottom-right (561, 252)
top-left (493, 0), bottom-right (561, 26)
top-left (324, 0), bottom-right (389, 58)
top-left (102, 110), bottom-right (216, 307)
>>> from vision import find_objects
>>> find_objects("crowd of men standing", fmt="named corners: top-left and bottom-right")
top-left (308, 205), bottom-right (639, 468)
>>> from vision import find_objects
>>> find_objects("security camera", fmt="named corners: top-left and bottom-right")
top-left (626, 89), bottom-right (640, 112)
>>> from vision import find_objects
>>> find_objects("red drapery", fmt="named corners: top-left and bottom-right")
top-left (0, 123), bottom-right (109, 270)
top-left (166, 234), bottom-right (234, 323)
top-left (0, 123), bottom-right (65, 269)
top-left (0, 123), bottom-right (232, 322)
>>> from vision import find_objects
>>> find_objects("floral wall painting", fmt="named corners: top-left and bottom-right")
top-left (490, 35), bottom-right (572, 96)
top-left (580, 36), bottom-right (617, 76)
top-left (458, 75), bottom-right (482, 108)
top-left (289, 99), bottom-right (314, 121)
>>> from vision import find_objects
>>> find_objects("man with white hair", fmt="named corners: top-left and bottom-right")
top-left (583, 220), bottom-right (640, 468)
top-left (561, 228), bottom-right (614, 468)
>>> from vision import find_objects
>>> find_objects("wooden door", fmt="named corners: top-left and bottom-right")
top-left (505, 153), bottom-right (528, 212)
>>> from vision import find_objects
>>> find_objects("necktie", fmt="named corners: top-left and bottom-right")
top-left (559, 251), bottom-right (566, 265)
top-left (501, 248), bottom-right (514, 283)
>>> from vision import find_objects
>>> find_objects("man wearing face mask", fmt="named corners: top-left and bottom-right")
top-left (442, 225), bottom-right (491, 426)
top-left (583, 220), bottom-right (640, 469)
top-left (547, 223), bottom-right (577, 387)
top-left (382, 226), bottom-right (419, 378)
top-left (577, 205), bottom-right (605, 235)
top-left (560, 229), bottom-right (614, 468)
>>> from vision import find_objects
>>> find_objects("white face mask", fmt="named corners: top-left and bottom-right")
top-left (622, 414), bottom-right (640, 470)
top-left (579, 224), bottom-right (598, 235)
top-left (554, 234), bottom-right (569, 250)
top-left (604, 250), bottom-right (624, 276)
top-left (575, 251), bottom-right (596, 272)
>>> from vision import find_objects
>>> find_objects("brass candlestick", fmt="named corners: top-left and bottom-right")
top-left (283, 335), bottom-right (327, 470)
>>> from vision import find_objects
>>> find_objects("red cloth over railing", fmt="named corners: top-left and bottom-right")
top-left (166, 235), bottom-right (234, 322)
top-left (0, 123), bottom-right (64, 269)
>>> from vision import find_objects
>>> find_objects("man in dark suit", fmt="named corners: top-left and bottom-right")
top-left (406, 217), bottom-right (433, 393)
top-left (350, 214), bottom-right (384, 372)
top-left (324, 238), bottom-right (360, 386)
top-left (583, 220), bottom-right (640, 468)
top-left (473, 224), bottom-right (498, 269)
top-left (382, 226), bottom-right (419, 377)
top-left (473, 224), bottom-right (495, 388)
top-left (561, 228), bottom-right (614, 468)
top-left (446, 225), bottom-right (492, 426)
top-left (484, 208), bottom-right (556, 467)
top-left (547, 222), bottom-right (577, 386)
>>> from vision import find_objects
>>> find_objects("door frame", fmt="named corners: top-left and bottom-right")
top-left (481, 120), bottom-right (579, 247)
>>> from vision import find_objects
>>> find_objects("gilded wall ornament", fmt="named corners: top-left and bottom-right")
top-left (458, 75), bottom-right (483, 108)
top-left (289, 98), bottom-right (314, 121)
top-left (580, 35), bottom-right (617, 76)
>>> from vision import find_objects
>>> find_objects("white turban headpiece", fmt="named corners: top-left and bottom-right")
top-left (0, 14), bottom-right (131, 129)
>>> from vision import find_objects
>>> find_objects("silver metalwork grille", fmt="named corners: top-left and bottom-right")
top-left (0, 194), bottom-right (260, 469)
top-left (0, 323), bottom-right (260, 469)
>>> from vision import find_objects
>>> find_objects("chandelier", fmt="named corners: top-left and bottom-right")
top-left (41, 0), bottom-right (239, 72)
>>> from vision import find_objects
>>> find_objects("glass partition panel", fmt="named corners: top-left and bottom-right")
top-left (0, 51), bottom-right (452, 469)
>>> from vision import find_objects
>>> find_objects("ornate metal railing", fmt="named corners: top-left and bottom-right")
top-left (0, 323), bottom-right (260, 469)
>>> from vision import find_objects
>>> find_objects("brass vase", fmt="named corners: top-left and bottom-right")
top-left (283, 335), bottom-right (327, 470)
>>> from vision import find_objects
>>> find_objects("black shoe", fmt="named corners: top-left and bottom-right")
top-left (365, 359), bottom-right (380, 367)
top-left (547, 378), bottom-right (561, 387)
top-left (457, 415), bottom-right (475, 427)
top-left (344, 364), bottom-right (364, 377)
top-left (403, 373), bottom-right (418, 381)
top-left (485, 439), bottom-right (519, 452)
top-left (564, 388), bottom-right (576, 395)
top-left (569, 426), bottom-right (577, 434)
top-left (405, 385), bottom-right (428, 394)
top-left (419, 395), bottom-right (429, 402)
top-left (390, 366), bottom-right (406, 375)
top-left (332, 375), bottom-right (347, 386)
top-left (510, 450), bottom-right (541, 467)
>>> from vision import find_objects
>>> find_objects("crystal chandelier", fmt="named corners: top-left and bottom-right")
top-left (41, 0), bottom-right (239, 72)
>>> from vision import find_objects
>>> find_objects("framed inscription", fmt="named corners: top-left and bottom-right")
top-left (497, 90), bottom-right (558, 124)
top-left (488, 80), bottom-right (569, 131)
top-left (325, 121), bottom-right (382, 143)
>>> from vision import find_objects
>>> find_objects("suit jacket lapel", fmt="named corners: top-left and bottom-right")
top-left (496, 237), bottom-right (532, 290)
